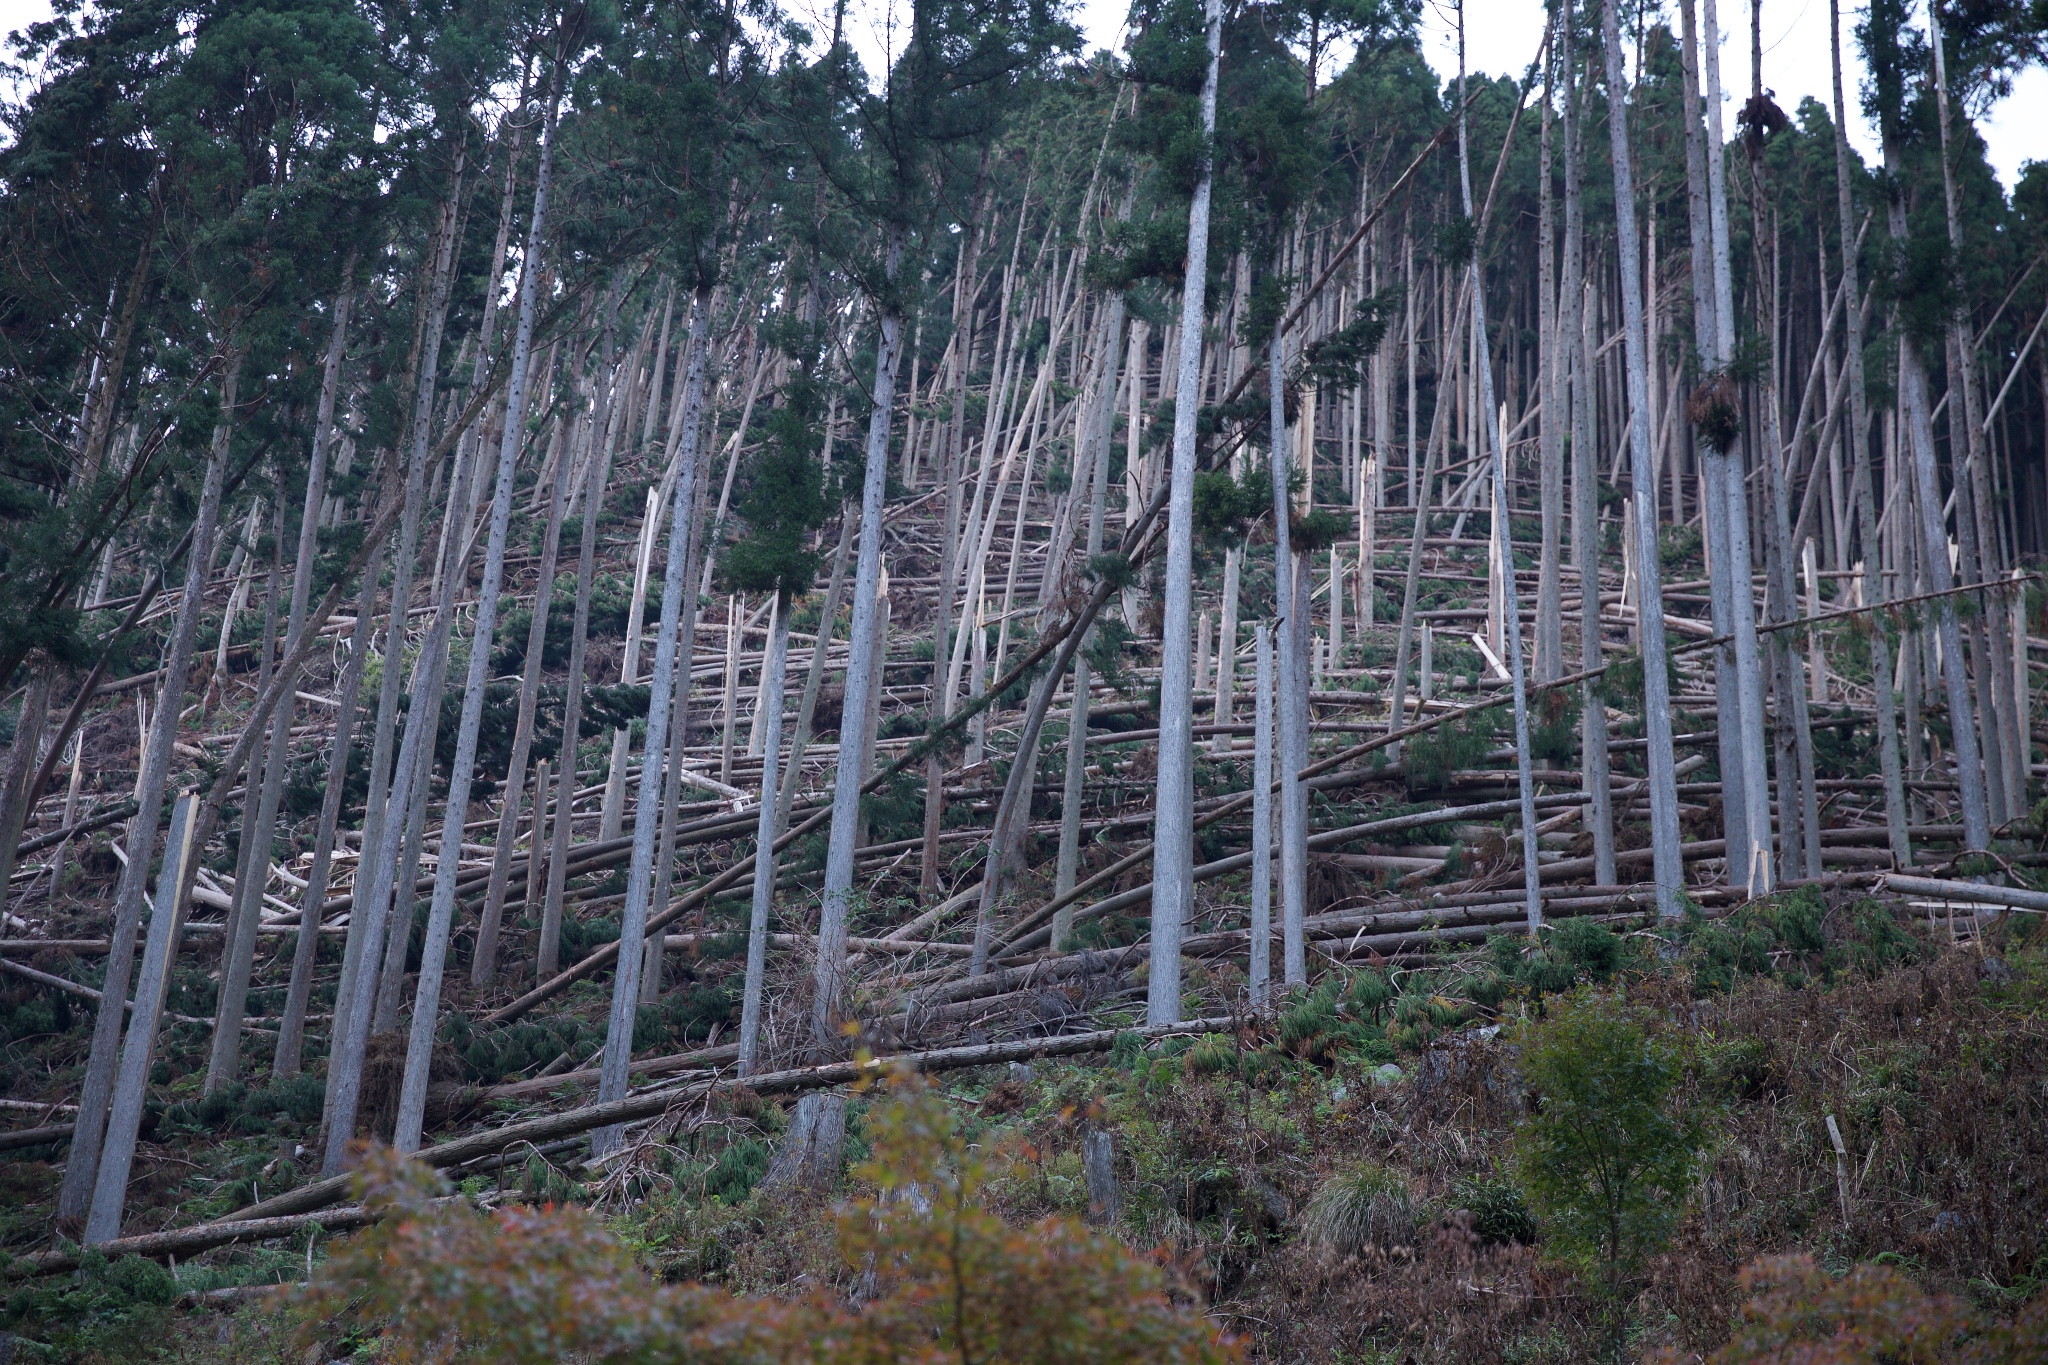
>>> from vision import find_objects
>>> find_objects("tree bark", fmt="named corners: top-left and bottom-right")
top-left (55, 345), bottom-right (241, 1226)
top-left (1602, 0), bottom-right (1687, 917)
top-left (1149, 0), bottom-right (1222, 1025)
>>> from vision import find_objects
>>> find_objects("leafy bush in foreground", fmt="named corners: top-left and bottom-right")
top-left (295, 1075), bottom-right (1238, 1365)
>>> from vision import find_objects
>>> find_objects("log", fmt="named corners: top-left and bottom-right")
top-left (15, 1206), bottom-right (378, 1276)
top-left (1881, 874), bottom-right (2048, 914)
top-left (195, 1016), bottom-right (1244, 1227)
top-left (0, 1123), bottom-right (73, 1153)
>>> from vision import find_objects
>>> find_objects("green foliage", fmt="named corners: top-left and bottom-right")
top-left (1, 1249), bottom-right (176, 1353)
top-left (1301, 1163), bottom-right (1419, 1254)
top-left (1452, 1174), bottom-right (1537, 1247)
top-left (1193, 467), bottom-right (1264, 544)
top-left (1512, 993), bottom-right (1706, 1289)
top-left (1402, 707), bottom-right (1501, 792)
top-left (1295, 293), bottom-right (1398, 394)
top-left (1277, 979), bottom-right (1390, 1064)
top-left (161, 1072), bottom-right (324, 1136)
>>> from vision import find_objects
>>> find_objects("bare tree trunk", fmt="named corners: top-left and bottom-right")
top-left (1703, 0), bottom-right (1775, 891)
top-left (1250, 623), bottom-right (1274, 1007)
top-left (319, 146), bottom-right (473, 1174)
top-left (1149, 0), bottom-right (1221, 1026)
top-left (473, 416), bottom-right (572, 984)
top-left (1830, 0), bottom-right (1911, 865)
top-left (1458, 6), bottom-right (1543, 932)
top-left (83, 792), bottom-right (199, 1243)
top-left (1932, 17), bottom-right (2022, 821)
top-left (1602, 0), bottom-right (1686, 918)
top-left (392, 140), bottom-right (568, 1154)
top-left (59, 347), bottom-right (241, 1224)
top-left (787, 510), bottom-right (853, 836)
top-left (274, 542), bottom-right (376, 1076)
top-left (271, 277), bottom-right (360, 1075)
top-left (1535, 35), bottom-right (1564, 685)
top-left (1561, 0), bottom-right (1615, 884)
top-left (813, 225), bottom-right (906, 1054)
top-left (205, 490), bottom-right (286, 1092)
top-left (639, 285), bottom-right (718, 997)
top-left (1055, 296), bottom-right (1125, 931)
top-left (1879, 97), bottom-right (1990, 851)
top-left (736, 589), bottom-right (793, 1079)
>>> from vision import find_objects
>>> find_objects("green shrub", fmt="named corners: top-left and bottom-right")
top-left (1453, 1174), bottom-right (1538, 1246)
top-left (1301, 1163), bottom-right (1420, 1254)
top-left (1512, 992), bottom-right (1706, 1290)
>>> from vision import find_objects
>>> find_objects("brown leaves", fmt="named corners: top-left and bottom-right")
top-left (292, 1080), bottom-right (1240, 1365)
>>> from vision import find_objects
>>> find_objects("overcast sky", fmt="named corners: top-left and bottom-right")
top-left (4, 0), bottom-right (2040, 189)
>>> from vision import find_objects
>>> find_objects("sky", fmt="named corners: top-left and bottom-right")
top-left (1, 0), bottom-right (2041, 189)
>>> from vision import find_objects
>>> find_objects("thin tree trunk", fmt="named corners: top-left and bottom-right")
top-left (1535, 33), bottom-right (1565, 685)
top-left (1830, 0), bottom-right (1911, 865)
top-left (1056, 298), bottom-right (1126, 926)
top-left (274, 541), bottom-right (376, 1076)
top-left (813, 225), bottom-right (906, 1054)
top-left (787, 509), bottom-right (854, 836)
top-left (82, 792), bottom-right (199, 1244)
top-left (1561, 0), bottom-right (1616, 883)
top-left (1150, 0), bottom-right (1222, 1026)
top-left (391, 116), bottom-right (567, 1151)
top-left (1702, 0), bottom-right (1775, 891)
top-left (1932, 17), bottom-right (2021, 820)
top-left (58, 347), bottom-right (241, 1224)
top-left (736, 589), bottom-right (793, 1078)
top-left (272, 277), bottom-right (360, 1075)
top-left (319, 145), bottom-right (472, 1174)
top-left (1458, 7), bottom-right (1543, 932)
top-left (473, 429), bottom-right (572, 984)
top-left (1250, 623), bottom-right (1274, 1007)
top-left (1879, 89), bottom-right (1990, 851)
top-left (593, 279), bottom-right (717, 1134)
top-left (205, 492), bottom-right (286, 1092)
top-left (1601, 0), bottom-right (1686, 918)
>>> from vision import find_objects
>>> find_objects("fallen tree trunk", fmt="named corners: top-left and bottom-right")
top-left (1882, 874), bottom-right (2048, 914)
top-left (202, 1015), bottom-right (1244, 1228)
top-left (15, 1206), bottom-right (380, 1277)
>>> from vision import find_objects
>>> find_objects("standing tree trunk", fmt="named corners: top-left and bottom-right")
top-left (1055, 298), bottom-right (1125, 932)
top-left (1534, 34), bottom-right (1564, 685)
top-left (1702, 0), bottom-right (1775, 891)
top-left (1458, 4), bottom-right (1544, 932)
top-left (1149, 0), bottom-right (1222, 1026)
top-left (1677, 0), bottom-right (1751, 876)
top-left (58, 346), bottom-right (241, 1224)
top-left (736, 588), bottom-right (793, 1078)
top-left (1602, 0), bottom-right (1687, 917)
top-left (83, 792), bottom-right (200, 1243)
top-left (319, 146), bottom-right (473, 1174)
top-left (1830, 0), bottom-right (1911, 865)
top-left (1560, 0), bottom-right (1616, 883)
top-left (813, 225), bottom-right (906, 1054)
top-left (1250, 623), bottom-right (1274, 1007)
top-left (391, 99), bottom-right (567, 1153)
top-left (205, 483), bottom-right (289, 1093)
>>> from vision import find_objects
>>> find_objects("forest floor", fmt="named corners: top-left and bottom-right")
top-left (6, 887), bottom-right (2046, 1364)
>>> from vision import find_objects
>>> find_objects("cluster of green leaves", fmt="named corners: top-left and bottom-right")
top-left (1511, 992), bottom-right (1706, 1291)
top-left (1400, 704), bottom-right (1501, 791)
top-left (1684, 891), bottom-right (1924, 994)
top-left (160, 1071), bottom-right (324, 1137)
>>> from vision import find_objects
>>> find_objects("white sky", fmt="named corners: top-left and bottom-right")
top-left (3, 0), bottom-right (2040, 188)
